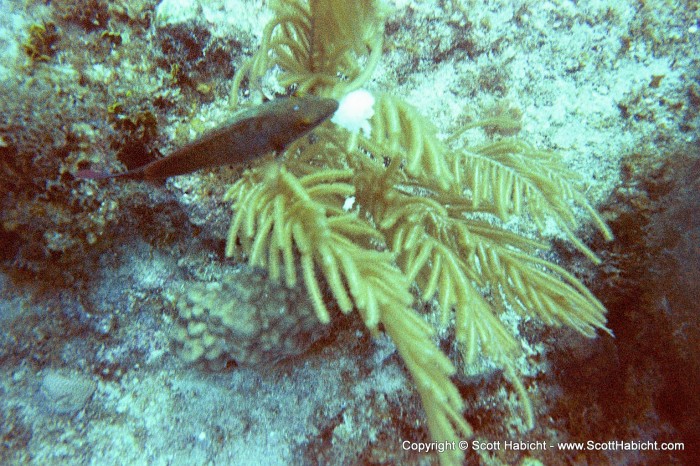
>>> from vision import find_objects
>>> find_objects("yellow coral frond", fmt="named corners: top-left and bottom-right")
top-left (230, 0), bottom-right (385, 102)
top-left (356, 168), bottom-right (604, 367)
top-left (457, 141), bottom-right (613, 260)
top-left (225, 168), bottom-right (481, 464)
top-left (382, 304), bottom-right (472, 466)
top-left (226, 166), bottom-right (400, 332)
top-left (367, 94), bottom-right (454, 188)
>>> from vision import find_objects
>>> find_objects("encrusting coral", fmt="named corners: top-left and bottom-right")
top-left (171, 273), bottom-right (327, 370)
top-left (225, 1), bottom-right (613, 464)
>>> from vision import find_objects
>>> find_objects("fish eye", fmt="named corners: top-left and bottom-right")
top-left (293, 105), bottom-right (300, 111)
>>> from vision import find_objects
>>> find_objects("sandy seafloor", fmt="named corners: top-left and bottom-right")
top-left (0, 0), bottom-right (698, 465)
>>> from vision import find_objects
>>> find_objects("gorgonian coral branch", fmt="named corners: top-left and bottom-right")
top-left (224, 2), bottom-right (613, 465)
top-left (230, 0), bottom-right (384, 104)
top-left (224, 165), bottom-right (473, 461)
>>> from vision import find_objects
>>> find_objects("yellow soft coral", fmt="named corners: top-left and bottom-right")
top-left (225, 1), bottom-right (612, 465)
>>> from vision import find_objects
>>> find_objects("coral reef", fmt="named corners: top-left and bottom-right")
top-left (0, 0), bottom-right (256, 277)
top-left (1, 0), bottom-right (158, 276)
top-left (1, 0), bottom-right (697, 464)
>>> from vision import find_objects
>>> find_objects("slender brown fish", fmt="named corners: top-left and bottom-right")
top-left (77, 96), bottom-right (339, 180)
